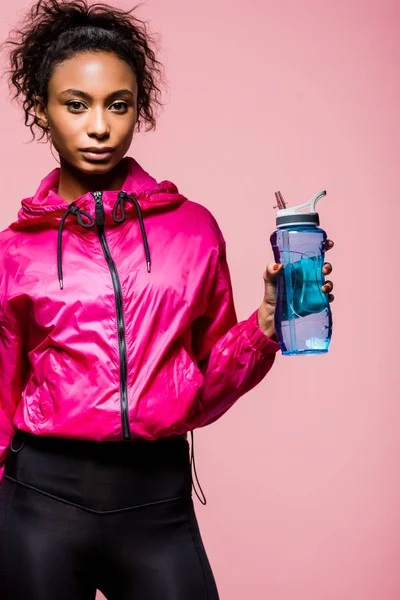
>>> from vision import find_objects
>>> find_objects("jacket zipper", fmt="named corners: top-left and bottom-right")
top-left (92, 190), bottom-right (131, 440)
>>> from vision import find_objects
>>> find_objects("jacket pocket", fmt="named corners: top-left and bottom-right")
top-left (25, 347), bottom-right (58, 425)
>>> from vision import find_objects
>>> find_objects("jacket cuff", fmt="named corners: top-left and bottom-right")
top-left (241, 309), bottom-right (281, 355)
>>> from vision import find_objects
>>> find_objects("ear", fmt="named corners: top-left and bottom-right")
top-left (33, 95), bottom-right (49, 129)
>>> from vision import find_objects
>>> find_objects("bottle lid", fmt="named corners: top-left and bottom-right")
top-left (274, 190), bottom-right (327, 228)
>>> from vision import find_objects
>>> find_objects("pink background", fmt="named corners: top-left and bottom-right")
top-left (1, 0), bottom-right (399, 598)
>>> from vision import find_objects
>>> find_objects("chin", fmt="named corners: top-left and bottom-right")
top-left (73, 154), bottom-right (117, 172)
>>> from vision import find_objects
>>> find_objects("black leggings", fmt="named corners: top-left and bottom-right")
top-left (0, 429), bottom-right (220, 600)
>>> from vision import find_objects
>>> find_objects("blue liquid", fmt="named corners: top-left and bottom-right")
top-left (279, 255), bottom-right (327, 320)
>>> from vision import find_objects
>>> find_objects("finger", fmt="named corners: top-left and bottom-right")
top-left (322, 280), bottom-right (333, 293)
top-left (322, 262), bottom-right (332, 275)
top-left (325, 239), bottom-right (334, 251)
top-left (328, 293), bottom-right (335, 302)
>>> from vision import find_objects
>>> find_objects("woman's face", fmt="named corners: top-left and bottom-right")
top-left (34, 51), bottom-right (138, 175)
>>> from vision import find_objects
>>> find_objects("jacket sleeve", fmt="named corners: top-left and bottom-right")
top-left (0, 303), bottom-right (29, 483)
top-left (187, 238), bottom-right (280, 430)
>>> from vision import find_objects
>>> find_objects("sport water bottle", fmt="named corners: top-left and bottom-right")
top-left (270, 190), bottom-right (332, 356)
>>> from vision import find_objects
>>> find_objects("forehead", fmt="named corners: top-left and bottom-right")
top-left (49, 51), bottom-right (138, 95)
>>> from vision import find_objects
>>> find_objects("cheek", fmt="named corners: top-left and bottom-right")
top-left (121, 126), bottom-right (135, 146)
top-left (50, 114), bottom-right (82, 145)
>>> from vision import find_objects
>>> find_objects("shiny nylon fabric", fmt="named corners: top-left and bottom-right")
top-left (0, 155), bottom-right (280, 481)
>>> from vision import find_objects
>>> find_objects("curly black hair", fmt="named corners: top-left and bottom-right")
top-left (0, 0), bottom-right (166, 142)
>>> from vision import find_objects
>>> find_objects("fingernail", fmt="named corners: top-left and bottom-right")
top-left (273, 264), bottom-right (280, 271)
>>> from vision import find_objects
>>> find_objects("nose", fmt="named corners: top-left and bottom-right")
top-left (87, 106), bottom-right (111, 137)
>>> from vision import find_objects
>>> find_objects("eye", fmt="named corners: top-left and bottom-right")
top-left (111, 102), bottom-right (129, 113)
top-left (66, 101), bottom-right (85, 112)
top-left (66, 101), bottom-right (129, 113)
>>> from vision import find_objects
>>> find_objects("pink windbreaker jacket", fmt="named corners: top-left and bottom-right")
top-left (0, 155), bottom-right (280, 481)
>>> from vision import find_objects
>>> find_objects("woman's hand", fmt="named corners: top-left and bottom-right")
top-left (258, 239), bottom-right (335, 340)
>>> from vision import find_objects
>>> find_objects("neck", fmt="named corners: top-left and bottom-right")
top-left (56, 155), bottom-right (128, 204)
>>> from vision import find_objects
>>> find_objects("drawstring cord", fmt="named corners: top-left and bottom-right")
top-left (57, 191), bottom-right (151, 291)
top-left (113, 191), bottom-right (151, 274)
top-left (190, 430), bottom-right (207, 505)
top-left (57, 204), bottom-right (95, 290)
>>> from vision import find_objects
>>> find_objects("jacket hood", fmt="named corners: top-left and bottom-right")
top-left (9, 155), bottom-right (187, 289)
top-left (11, 155), bottom-right (186, 230)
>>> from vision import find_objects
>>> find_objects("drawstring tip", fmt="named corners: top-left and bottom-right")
top-left (147, 261), bottom-right (151, 273)
top-left (190, 430), bottom-right (207, 506)
top-left (59, 278), bottom-right (63, 290)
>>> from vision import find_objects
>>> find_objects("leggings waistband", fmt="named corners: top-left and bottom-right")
top-left (4, 429), bottom-right (207, 511)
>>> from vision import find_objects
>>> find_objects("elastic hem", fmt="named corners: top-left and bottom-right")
top-left (241, 309), bottom-right (281, 355)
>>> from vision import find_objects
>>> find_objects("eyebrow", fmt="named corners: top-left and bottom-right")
top-left (59, 88), bottom-right (134, 102)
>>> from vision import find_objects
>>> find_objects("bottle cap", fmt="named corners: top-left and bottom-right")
top-left (274, 190), bottom-right (327, 228)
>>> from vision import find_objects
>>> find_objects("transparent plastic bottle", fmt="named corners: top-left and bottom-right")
top-left (270, 190), bottom-right (333, 356)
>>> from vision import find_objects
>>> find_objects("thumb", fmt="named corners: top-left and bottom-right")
top-left (263, 262), bottom-right (282, 284)
top-left (263, 262), bottom-right (283, 304)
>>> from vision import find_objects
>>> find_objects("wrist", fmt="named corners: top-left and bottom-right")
top-left (257, 301), bottom-right (277, 340)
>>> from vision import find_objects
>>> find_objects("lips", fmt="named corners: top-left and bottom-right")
top-left (82, 148), bottom-right (114, 153)
top-left (81, 149), bottom-right (114, 161)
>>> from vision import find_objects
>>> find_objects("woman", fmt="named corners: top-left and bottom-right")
top-left (0, 1), bottom-right (335, 598)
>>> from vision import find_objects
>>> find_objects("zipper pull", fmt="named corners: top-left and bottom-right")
top-left (93, 191), bottom-right (104, 227)
top-left (92, 190), bottom-right (103, 204)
